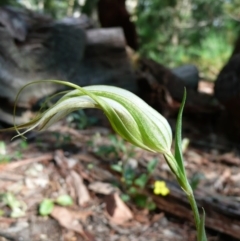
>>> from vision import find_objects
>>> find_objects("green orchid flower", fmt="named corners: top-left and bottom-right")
top-left (15, 83), bottom-right (172, 153)
top-left (10, 80), bottom-right (206, 241)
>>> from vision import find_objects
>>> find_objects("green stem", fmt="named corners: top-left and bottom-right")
top-left (187, 188), bottom-right (200, 228)
top-left (164, 153), bottom-right (207, 241)
top-left (186, 182), bottom-right (207, 241)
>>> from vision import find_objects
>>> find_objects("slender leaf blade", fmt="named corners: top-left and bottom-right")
top-left (197, 208), bottom-right (207, 241)
top-left (174, 88), bottom-right (187, 175)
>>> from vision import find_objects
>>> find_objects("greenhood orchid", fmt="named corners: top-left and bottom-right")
top-left (14, 81), bottom-right (172, 153)
top-left (10, 80), bottom-right (206, 241)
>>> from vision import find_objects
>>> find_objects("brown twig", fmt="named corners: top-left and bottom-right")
top-left (0, 153), bottom-right (53, 172)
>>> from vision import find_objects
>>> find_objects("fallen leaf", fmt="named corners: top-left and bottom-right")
top-left (230, 173), bottom-right (240, 183)
top-left (216, 152), bottom-right (240, 165)
top-left (214, 168), bottom-right (231, 190)
top-left (134, 212), bottom-right (150, 224)
top-left (54, 150), bottom-right (71, 177)
top-left (66, 175), bottom-right (76, 201)
top-left (70, 171), bottom-right (91, 206)
top-left (150, 212), bottom-right (164, 224)
top-left (88, 181), bottom-right (118, 195)
top-left (25, 176), bottom-right (49, 189)
top-left (105, 193), bottom-right (133, 225)
top-left (51, 206), bottom-right (94, 240)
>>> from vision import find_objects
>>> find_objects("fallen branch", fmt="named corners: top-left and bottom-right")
top-left (151, 178), bottom-right (240, 239)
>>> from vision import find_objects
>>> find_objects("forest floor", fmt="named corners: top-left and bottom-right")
top-left (0, 83), bottom-right (240, 241)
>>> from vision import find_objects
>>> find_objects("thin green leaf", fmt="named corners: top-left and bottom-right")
top-left (174, 88), bottom-right (187, 175)
top-left (197, 209), bottom-right (207, 241)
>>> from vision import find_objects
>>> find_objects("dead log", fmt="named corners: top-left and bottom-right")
top-left (96, 158), bottom-right (240, 239)
top-left (214, 32), bottom-right (240, 141)
top-left (136, 58), bottom-right (221, 117)
top-left (151, 178), bottom-right (240, 239)
top-left (0, 6), bottom-right (222, 127)
top-left (81, 28), bottom-right (136, 91)
top-left (0, 6), bottom-right (136, 124)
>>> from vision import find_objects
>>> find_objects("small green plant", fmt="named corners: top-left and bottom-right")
top-left (0, 141), bottom-right (10, 163)
top-left (0, 139), bottom-right (30, 163)
top-left (91, 134), bottom-right (160, 210)
top-left (19, 139), bottom-right (28, 149)
top-left (67, 109), bottom-right (98, 130)
top-left (7, 80), bottom-right (207, 240)
top-left (52, 132), bottom-right (72, 148)
top-left (91, 134), bottom-right (126, 160)
top-left (111, 157), bottom-right (160, 210)
top-left (39, 194), bottom-right (73, 216)
top-left (90, 133), bottom-right (135, 161)
top-left (0, 192), bottom-right (26, 218)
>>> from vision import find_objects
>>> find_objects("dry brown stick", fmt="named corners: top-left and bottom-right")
top-left (0, 153), bottom-right (53, 172)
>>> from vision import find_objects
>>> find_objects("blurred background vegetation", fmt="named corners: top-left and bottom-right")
top-left (1, 0), bottom-right (240, 81)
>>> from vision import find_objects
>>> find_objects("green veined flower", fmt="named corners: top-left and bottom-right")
top-left (13, 81), bottom-right (172, 155)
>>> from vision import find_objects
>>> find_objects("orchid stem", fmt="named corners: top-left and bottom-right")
top-left (186, 183), bottom-right (207, 241)
top-left (164, 153), bottom-right (207, 241)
